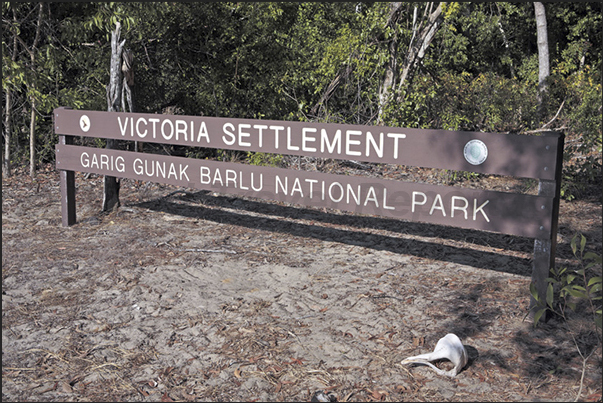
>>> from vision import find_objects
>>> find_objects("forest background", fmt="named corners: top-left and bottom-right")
top-left (2, 2), bottom-right (602, 200)
top-left (2, 3), bottom-right (602, 401)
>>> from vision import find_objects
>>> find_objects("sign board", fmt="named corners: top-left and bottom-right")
top-left (54, 108), bottom-right (561, 180)
top-left (56, 143), bottom-right (554, 238)
top-left (54, 107), bottom-right (563, 237)
top-left (54, 107), bottom-right (564, 316)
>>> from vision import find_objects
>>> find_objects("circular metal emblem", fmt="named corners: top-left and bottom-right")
top-left (463, 139), bottom-right (488, 165)
top-left (79, 114), bottom-right (91, 132)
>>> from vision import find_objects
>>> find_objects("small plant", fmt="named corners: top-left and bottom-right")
top-left (531, 234), bottom-right (602, 329)
top-left (246, 151), bottom-right (284, 167)
top-left (441, 169), bottom-right (480, 184)
top-left (530, 233), bottom-right (602, 401)
top-left (217, 149), bottom-right (244, 164)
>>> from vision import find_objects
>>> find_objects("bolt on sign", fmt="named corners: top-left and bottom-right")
top-left (54, 107), bottom-right (564, 312)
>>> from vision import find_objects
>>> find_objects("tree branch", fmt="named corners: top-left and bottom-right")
top-left (310, 64), bottom-right (354, 118)
top-left (542, 100), bottom-right (565, 129)
top-left (396, 2), bottom-right (443, 97)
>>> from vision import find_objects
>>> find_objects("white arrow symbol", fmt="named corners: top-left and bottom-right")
top-left (80, 115), bottom-right (90, 132)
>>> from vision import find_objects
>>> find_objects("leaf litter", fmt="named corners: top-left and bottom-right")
top-left (2, 165), bottom-right (602, 402)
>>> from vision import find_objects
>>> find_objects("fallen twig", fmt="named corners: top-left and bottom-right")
top-left (164, 190), bottom-right (197, 198)
top-left (154, 241), bottom-right (236, 254)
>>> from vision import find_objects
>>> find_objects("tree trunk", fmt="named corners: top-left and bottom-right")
top-left (28, 2), bottom-right (44, 178)
top-left (102, 21), bottom-right (126, 212)
top-left (29, 101), bottom-right (37, 178)
top-left (495, 3), bottom-right (514, 77)
top-left (396, 2), bottom-right (444, 100)
top-left (534, 2), bottom-right (549, 119)
top-left (310, 64), bottom-right (353, 118)
top-left (3, 87), bottom-right (12, 178)
top-left (121, 48), bottom-right (134, 113)
top-left (377, 2), bottom-right (404, 124)
top-left (121, 48), bottom-right (139, 151)
top-left (3, 7), bottom-right (18, 178)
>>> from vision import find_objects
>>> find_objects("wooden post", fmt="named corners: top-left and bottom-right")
top-left (59, 134), bottom-right (76, 226)
top-left (530, 132), bottom-right (564, 319)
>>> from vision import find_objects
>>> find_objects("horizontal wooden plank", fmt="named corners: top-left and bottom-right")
top-left (54, 108), bottom-right (561, 180)
top-left (56, 144), bottom-right (554, 238)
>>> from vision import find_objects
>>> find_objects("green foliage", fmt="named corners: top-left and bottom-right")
top-left (385, 71), bottom-right (539, 133)
top-left (216, 149), bottom-right (244, 164)
top-left (530, 233), bottom-right (601, 400)
top-left (554, 66), bottom-right (603, 200)
top-left (2, 1), bottom-right (601, 192)
top-left (441, 170), bottom-right (480, 184)
top-left (246, 152), bottom-right (284, 168)
top-left (83, 3), bottom-right (136, 37)
top-left (531, 234), bottom-right (602, 330)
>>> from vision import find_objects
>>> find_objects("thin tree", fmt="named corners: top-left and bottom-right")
top-left (312, 2), bottom-right (444, 123)
top-left (377, 2), bottom-right (404, 124)
top-left (18, 2), bottom-right (44, 178)
top-left (395, 2), bottom-right (443, 98)
top-left (121, 48), bottom-right (139, 151)
top-left (534, 2), bottom-right (549, 120)
top-left (3, 4), bottom-right (19, 178)
top-left (103, 21), bottom-right (126, 212)
top-left (378, 2), bottom-right (444, 124)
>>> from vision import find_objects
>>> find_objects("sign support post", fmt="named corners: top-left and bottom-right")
top-left (55, 107), bottom-right (76, 227)
top-left (531, 132), bottom-right (564, 319)
top-left (58, 134), bottom-right (76, 227)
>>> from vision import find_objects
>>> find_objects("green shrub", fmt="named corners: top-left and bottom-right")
top-left (531, 234), bottom-right (602, 329)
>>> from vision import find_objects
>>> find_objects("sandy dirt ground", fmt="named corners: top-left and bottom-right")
top-left (2, 164), bottom-right (602, 402)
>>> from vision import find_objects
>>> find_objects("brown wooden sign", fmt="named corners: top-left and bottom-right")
top-left (54, 107), bottom-right (565, 317)
top-left (54, 108), bottom-right (561, 180)
top-left (56, 143), bottom-right (554, 238)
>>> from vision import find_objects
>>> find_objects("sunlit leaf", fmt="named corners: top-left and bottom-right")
top-left (589, 283), bottom-right (601, 294)
top-left (546, 283), bottom-right (554, 309)
top-left (584, 252), bottom-right (602, 264)
top-left (534, 308), bottom-right (547, 325)
top-left (530, 282), bottom-right (540, 302)
top-left (567, 289), bottom-right (589, 299)
top-left (567, 274), bottom-right (577, 284)
top-left (570, 234), bottom-right (578, 256)
top-left (587, 277), bottom-right (602, 287)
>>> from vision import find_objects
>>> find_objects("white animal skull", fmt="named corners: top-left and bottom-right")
top-left (401, 333), bottom-right (468, 378)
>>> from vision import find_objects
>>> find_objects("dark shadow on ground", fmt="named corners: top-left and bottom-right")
top-left (130, 190), bottom-right (602, 384)
top-left (511, 320), bottom-right (600, 382)
top-left (135, 190), bottom-right (535, 277)
top-left (464, 345), bottom-right (480, 371)
top-left (437, 279), bottom-right (600, 382)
